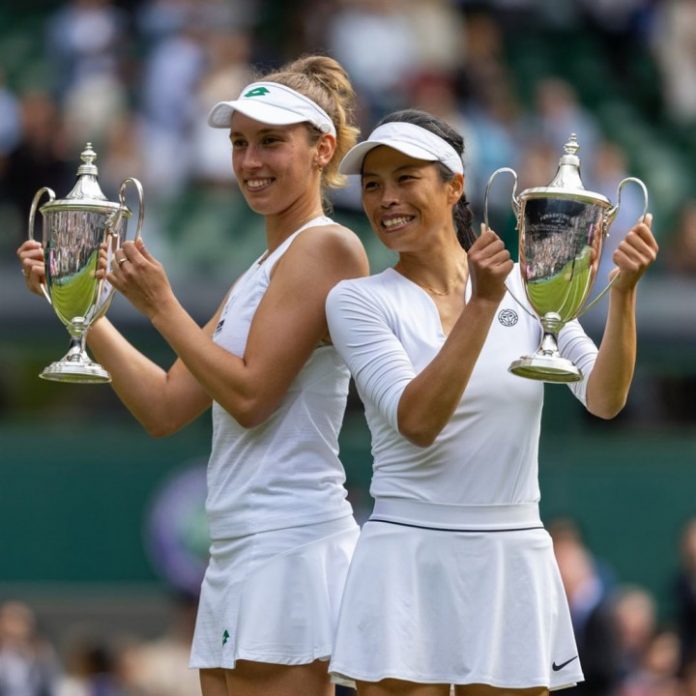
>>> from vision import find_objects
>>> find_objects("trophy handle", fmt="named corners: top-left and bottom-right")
top-left (27, 186), bottom-right (55, 305)
top-left (119, 177), bottom-right (145, 241)
top-left (578, 177), bottom-right (650, 316)
top-left (481, 167), bottom-right (537, 320)
top-left (105, 176), bottom-right (145, 241)
top-left (483, 167), bottom-right (520, 232)
top-left (94, 177), bottom-right (145, 322)
top-left (607, 176), bottom-right (649, 225)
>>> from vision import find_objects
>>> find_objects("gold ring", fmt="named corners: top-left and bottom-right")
top-left (117, 256), bottom-right (127, 266)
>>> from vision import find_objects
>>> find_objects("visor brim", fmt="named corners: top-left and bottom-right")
top-left (338, 139), bottom-right (440, 175)
top-left (208, 100), bottom-right (310, 129)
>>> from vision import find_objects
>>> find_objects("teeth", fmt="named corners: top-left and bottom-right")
top-left (383, 216), bottom-right (411, 228)
top-left (247, 178), bottom-right (272, 190)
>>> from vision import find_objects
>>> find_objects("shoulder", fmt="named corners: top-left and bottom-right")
top-left (287, 221), bottom-right (368, 269)
top-left (326, 269), bottom-right (396, 315)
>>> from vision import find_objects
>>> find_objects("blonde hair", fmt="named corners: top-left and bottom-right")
top-left (261, 55), bottom-right (359, 191)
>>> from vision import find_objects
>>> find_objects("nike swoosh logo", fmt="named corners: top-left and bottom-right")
top-left (552, 656), bottom-right (578, 671)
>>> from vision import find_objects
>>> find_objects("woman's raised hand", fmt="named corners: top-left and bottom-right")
top-left (107, 238), bottom-right (175, 321)
top-left (610, 213), bottom-right (658, 292)
top-left (468, 224), bottom-right (514, 305)
top-left (17, 240), bottom-right (46, 296)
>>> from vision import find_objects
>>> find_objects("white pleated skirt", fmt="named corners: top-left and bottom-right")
top-left (190, 515), bottom-right (359, 669)
top-left (329, 517), bottom-right (584, 691)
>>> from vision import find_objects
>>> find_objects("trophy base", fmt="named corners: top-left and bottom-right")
top-left (508, 355), bottom-right (583, 384)
top-left (40, 359), bottom-right (111, 384)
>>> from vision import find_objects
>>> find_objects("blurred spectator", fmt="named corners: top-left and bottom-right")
top-left (44, 0), bottom-right (131, 149)
top-left (457, 11), bottom-right (506, 106)
top-left (684, 659), bottom-right (696, 696)
top-left (613, 585), bottom-right (658, 684)
top-left (464, 67), bottom-right (523, 219)
top-left (0, 600), bottom-right (59, 696)
top-left (0, 90), bottom-right (73, 246)
top-left (528, 78), bottom-right (600, 163)
top-left (46, 0), bottom-right (129, 101)
top-left (664, 200), bottom-right (696, 275)
top-left (98, 114), bottom-right (145, 197)
top-left (328, 0), bottom-right (419, 124)
top-left (552, 519), bottom-right (622, 696)
top-left (651, 0), bottom-right (696, 124)
top-left (405, 0), bottom-right (465, 75)
top-left (190, 28), bottom-right (253, 186)
top-left (675, 518), bottom-right (696, 672)
top-left (578, 0), bottom-right (653, 78)
top-left (585, 139), bottom-right (648, 297)
top-left (56, 631), bottom-right (131, 696)
top-left (61, 74), bottom-right (129, 152)
top-left (137, 5), bottom-right (208, 198)
top-left (0, 69), bottom-right (21, 156)
top-left (620, 629), bottom-right (683, 696)
top-left (119, 594), bottom-right (199, 696)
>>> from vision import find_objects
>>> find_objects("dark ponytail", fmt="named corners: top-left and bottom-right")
top-left (376, 109), bottom-right (475, 251)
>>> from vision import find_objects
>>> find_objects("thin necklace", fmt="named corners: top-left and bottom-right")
top-left (396, 266), bottom-right (467, 297)
top-left (415, 281), bottom-right (451, 296)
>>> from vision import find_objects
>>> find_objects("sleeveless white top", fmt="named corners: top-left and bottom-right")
top-left (207, 215), bottom-right (354, 539)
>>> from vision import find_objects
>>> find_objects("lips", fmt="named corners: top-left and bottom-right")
top-left (245, 177), bottom-right (274, 192)
top-left (381, 214), bottom-right (414, 231)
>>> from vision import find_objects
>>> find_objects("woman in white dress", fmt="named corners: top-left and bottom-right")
top-left (18, 56), bottom-right (368, 696)
top-left (325, 109), bottom-right (658, 696)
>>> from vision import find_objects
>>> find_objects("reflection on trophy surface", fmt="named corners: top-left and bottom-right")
top-left (27, 143), bottom-right (144, 383)
top-left (485, 134), bottom-right (648, 383)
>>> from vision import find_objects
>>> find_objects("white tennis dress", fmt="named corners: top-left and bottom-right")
top-left (190, 216), bottom-right (359, 669)
top-left (325, 265), bottom-right (596, 690)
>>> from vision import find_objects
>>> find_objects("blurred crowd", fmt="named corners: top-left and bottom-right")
top-left (0, 592), bottom-right (201, 696)
top-left (3, 516), bottom-right (696, 696)
top-left (2, 0), bottom-right (696, 280)
top-left (3, 2), bottom-right (696, 695)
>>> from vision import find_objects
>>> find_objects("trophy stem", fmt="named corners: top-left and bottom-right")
top-left (39, 328), bottom-right (111, 384)
top-left (508, 312), bottom-right (583, 383)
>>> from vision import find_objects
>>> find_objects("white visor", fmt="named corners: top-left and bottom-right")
top-left (339, 121), bottom-right (464, 175)
top-left (207, 81), bottom-right (336, 136)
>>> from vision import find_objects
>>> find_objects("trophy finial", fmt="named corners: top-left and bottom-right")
top-left (564, 133), bottom-right (580, 156)
top-left (549, 133), bottom-right (583, 190)
top-left (77, 142), bottom-right (99, 177)
top-left (64, 142), bottom-right (106, 200)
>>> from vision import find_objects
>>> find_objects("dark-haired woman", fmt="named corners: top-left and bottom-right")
top-left (19, 56), bottom-right (368, 696)
top-left (325, 109), bottom-right (658, 696)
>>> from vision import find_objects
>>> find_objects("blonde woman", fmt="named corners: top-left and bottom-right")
top-left (19, 56), bottom-right (368, 696)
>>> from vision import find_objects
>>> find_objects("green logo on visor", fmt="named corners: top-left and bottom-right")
top-left (244, 87), bottom-right (270, 98)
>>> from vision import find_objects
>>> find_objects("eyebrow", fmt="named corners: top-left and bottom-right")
top-left (361, 162), bottom-right (425, 178)
top-left (230, 127), bottom-right (286, 138)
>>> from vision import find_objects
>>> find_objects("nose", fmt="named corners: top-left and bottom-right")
top-left (237, 144), bottom-right (262, 171)
top-left (380, 181), bottom-right (400, 208)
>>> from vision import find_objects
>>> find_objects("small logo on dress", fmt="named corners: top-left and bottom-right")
top-left (244, 86), bottom-right (270, 97)
top-left (498, 308), bottom-right (518, 327)
top-left (214, 319), bottom-right (225, 336)
top-left (222, 629), bottom-right (230, 646)
top-left (552, 656), bottom-right (578, 671)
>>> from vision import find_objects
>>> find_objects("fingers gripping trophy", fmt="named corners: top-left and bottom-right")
top-left (27, 143), bottom-right (144, 383)
top-left (484, 134), bottom-right (648, 383)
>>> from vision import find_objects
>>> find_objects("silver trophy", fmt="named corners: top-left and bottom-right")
top-left (484, 134), bottom-right (648, 383)
top-left (28, 143), bottom-right (144, 383)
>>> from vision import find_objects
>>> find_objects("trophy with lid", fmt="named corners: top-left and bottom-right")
top-left (27, 143), bottom-right (144, 383)
top-left (484, 134), bottom-right (648, 383)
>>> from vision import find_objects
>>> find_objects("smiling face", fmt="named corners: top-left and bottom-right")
top-left (360, 145), bottom-right (463, 254)
top-left (230, 112), bottom-right (325, 218)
